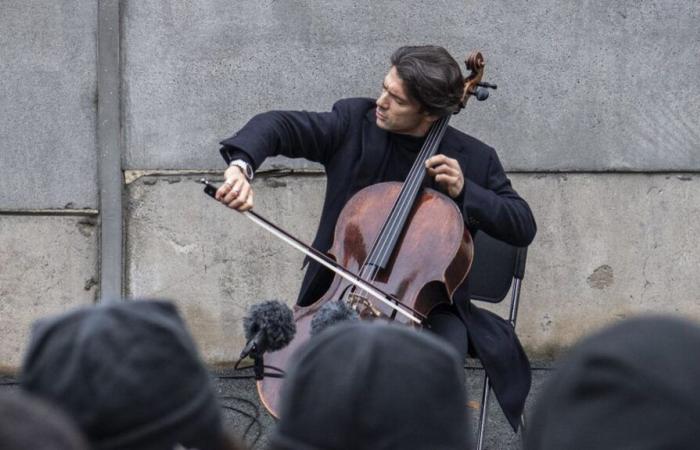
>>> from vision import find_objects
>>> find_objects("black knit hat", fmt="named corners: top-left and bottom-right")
top-left (526, 315), bottom-right (700, 450)
top-left (20, 300), bottom-right (224, 450)
top-left (269, 321), bottom-right (471, 450)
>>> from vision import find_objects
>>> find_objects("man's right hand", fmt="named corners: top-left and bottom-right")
top-left (215, 165), bottom-right (254, 211)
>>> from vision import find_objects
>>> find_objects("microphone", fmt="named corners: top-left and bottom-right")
top-left (240, 300), bottom-right (296, 359)
top-left (310, 300), bottom-right (359, 336)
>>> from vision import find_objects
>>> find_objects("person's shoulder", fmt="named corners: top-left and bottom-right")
top-left (331, 97), bottom-right (376, 114)
top-left (444, 126), bottom-right (496, 158)
top-left (329, 98), bottom-right (377, 128)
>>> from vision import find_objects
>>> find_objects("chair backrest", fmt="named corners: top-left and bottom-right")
top-left (469, 231), bottom-right (528, 304)
top-left (470, 233), bottom-right (530, 450)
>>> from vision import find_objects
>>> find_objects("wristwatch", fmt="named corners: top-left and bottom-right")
top-left (229, 159), bottom-right (254, 181)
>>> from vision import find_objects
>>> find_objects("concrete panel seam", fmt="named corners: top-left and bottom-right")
top-left (0, 209), bottom-right (98, 216)
top-left (124, 168), bottom-right (326, 184)
top-left (97, 0), bottom-right (123, 302)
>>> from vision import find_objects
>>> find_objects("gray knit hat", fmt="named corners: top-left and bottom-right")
top-left (526, 315), bottom-right (700, 450)
top-left (20, 300), bottom-right (224, 450)
top-left (270, 321), bottom-right (471, 450)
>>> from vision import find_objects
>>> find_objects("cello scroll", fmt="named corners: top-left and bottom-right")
top-left (459, 51), bottom-right (498, 107)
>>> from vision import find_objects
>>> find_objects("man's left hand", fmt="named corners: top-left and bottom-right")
top-left (425, 154), bottom-right (464, 199)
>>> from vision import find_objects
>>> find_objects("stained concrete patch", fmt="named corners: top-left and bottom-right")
top-left (0, 215), bottom-right (98, 371)
top-left (587, 264), bottom-right (614, 289)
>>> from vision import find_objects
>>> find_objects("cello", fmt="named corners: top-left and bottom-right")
top-left (204, 51), bottom-right (496, 417)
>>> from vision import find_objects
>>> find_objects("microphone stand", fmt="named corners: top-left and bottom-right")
top-left (251, 347), bottom-right (265, 381)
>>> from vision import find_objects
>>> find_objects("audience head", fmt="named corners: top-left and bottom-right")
top-left (20, 300), bottom-right (231, 450)
top-left (526, 315), bottom-right (700, 450)
top-left (269, 321), bottom-right (471, 450)
top-left (0, 390), bottom-right (89, 450)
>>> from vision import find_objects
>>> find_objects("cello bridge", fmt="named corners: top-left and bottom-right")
top-left (347, 293), bottom-right (382, 318)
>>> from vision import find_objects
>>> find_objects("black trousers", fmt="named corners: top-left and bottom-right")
top-left (424, 303), bottom-right (469, 360)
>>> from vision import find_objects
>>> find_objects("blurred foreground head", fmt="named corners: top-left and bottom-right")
top-left (270, 322), bottom-right (471, 450)
top-left (526, 315), bottom-right (700, 450)
top-left (20, 300), bottom-right (231, 450)
top-left (0, 390), bottom-right (89, 450)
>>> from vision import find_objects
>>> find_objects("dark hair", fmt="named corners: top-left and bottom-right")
top-left (390, 45), bottom-right (464, 116)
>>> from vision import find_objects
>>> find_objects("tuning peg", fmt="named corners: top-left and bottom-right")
top-left (472, 87), bottom-right (489, 101)
top-left (477, 82), bottom-right (498, 90)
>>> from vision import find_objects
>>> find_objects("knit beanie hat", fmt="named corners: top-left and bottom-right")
top-left (20, 300), bottom-right (224, 450)
top-left (269, 321), bottom-right (471, 450)
top-left (526, 315), bottom-right (700, 450)
top-left (0, 390), bottom-right (89, 450)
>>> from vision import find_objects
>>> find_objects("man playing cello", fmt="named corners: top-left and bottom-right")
top-left (215, 45), bottom-right (536, 429)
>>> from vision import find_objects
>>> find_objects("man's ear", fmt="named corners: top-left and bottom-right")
top-left (423, 111), bottom-right (440, 123)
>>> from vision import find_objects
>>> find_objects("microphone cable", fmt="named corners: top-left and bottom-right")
top-left (216, 357), bottom-right (285, 380)
top-left (220, 395), bottom-right (263, 449)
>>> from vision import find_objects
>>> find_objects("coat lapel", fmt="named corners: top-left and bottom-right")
top-left (353, 108), bottom-right (390, 192)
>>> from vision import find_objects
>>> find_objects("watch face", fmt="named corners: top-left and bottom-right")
top-left (232, 160), bottom-right (253, 180)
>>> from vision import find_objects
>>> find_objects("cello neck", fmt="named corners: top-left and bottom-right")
top-left (361, 50), bottom-right (492, 275)
top-left (361, 115), bottom-right (452, 273)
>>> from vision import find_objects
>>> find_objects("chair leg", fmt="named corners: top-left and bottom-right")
top-left (476, 374), bottom-right (491, 450)
top-left (519, 413), bottom-right (527, 448)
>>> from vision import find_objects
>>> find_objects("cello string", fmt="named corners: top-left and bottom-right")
top-left (356, 118), bottom-right (442, 280)
top-left (351, 115), bottom-right (451, 314)
top-left (367, 116), bottom-right (450, 272)
top-left (358, 116), bottom-right (448, 280)
top-left (348, 120), bottom-right (443, 308)
top-left (362, 116), bottom-right (446, 269)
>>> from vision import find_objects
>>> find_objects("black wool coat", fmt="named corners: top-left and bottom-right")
top-left (220, 97), bottom-right (537, 430)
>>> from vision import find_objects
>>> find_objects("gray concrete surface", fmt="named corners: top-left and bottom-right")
top-left (510, 172), bottom-right (700, 357)
top-left (125, 173), bottom-right (324, 363)
top-left (0, 215), bottom-right (98, 371)
top-left (122, 0), bottom-right (699, 172)
top-left (0, 361), bottom-right (555, 450)
top-left (124, 172), bottom-right (700, 364)
top-left (0, 1), bottom-right (97, 209)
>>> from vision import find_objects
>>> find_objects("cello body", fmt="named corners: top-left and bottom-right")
top-left (257, 182), bottom-right (473, 417)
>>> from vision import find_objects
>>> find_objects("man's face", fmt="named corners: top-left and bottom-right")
top-left (375, 66), bottom-right (436, 137)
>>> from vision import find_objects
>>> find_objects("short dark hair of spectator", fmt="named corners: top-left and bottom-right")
top-left (526, 315), bottom-right (700, 449)
top-left (390, 45), bottom-right (464, 116)
top-left (269, 321), bottom-right (471, 449)
top-left (20, 300), bottom-right (231, 450)
top-left (0, 390), bottom-right (89, 450)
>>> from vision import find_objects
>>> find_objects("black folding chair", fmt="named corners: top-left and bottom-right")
top-left (468, 231), bottom-right (528, 450)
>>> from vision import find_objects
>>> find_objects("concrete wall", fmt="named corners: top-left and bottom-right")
top-left (0, 215), bottom-right (98, 371)
top-left (1, 0), bottom-right (699, 371)
top-left (0, 1), bottom-right (99, 372)
top-left (490, 172), bottom-right (700, 357)
top-left (124, 172), bottom-right (700, 363)
top-left (122, 0), bottom-right (700, 171)
top-left (0, 1), bottom-right (97, 209)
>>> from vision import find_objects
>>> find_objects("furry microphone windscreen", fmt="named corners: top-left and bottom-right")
top-left (310, 300), bottom-right (359, 336)
top-left (243, 300), bottom-right (296, 352)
